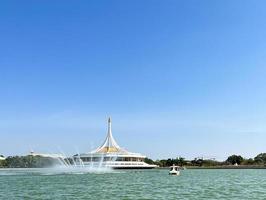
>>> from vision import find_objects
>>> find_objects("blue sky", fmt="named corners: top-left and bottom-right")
top-left (1, 0), bottom-right (266, 160)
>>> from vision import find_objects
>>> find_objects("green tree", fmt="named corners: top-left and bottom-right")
top-left (226, 155), bottom-right (243, 165)
top-left (241, 158), bottom-right (255, 165)
top-left (0, 160), bottom-right (7, 168)
top-left (173, 157), bottom-right (186, 166)
top-left (144, 158), bottom-right (155, 165)
top-left (254, 153), bottom-right (266, 165)
top-left (4, 155), bottom-right (60, 168)
top-left (191, 158), bottom-right (204, 166)
top-left (166, 158), bottom-right (174, 166)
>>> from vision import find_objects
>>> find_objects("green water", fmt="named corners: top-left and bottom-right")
top-left (0, 168), bottom-right (266, 199)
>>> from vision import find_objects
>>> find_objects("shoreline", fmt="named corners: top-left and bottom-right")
top-left (160, 165), bottom-right (266, 169)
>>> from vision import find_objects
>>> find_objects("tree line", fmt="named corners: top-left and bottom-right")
top-left (0, 155), bottom-right (60, 168)
top-left (0, 153), bottom-right (266, 168)
top-left (144, 153), bottom-right (266, 167)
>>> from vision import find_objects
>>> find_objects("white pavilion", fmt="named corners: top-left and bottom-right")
top-left (74, 118), bottom-right (157, 169)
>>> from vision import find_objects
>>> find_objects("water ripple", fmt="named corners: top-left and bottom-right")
top-left (0, 169), bottom-right (266, 199)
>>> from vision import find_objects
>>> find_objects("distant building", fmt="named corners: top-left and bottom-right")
top-left (74, 117), bottom-right (157, 169)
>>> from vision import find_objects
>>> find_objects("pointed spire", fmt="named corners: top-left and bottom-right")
top-left (107, 117), bottom-right (113, 148)
top-left (92, 117), bottom-right (125, 153)
top-left (108, 117), bottom-right (112, 138)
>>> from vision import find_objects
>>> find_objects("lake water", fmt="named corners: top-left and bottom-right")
top-left (0, 168), bottom-right (266, 199)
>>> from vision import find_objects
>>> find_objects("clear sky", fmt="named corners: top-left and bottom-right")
top-left (1, 0), bottom-right (266, 160)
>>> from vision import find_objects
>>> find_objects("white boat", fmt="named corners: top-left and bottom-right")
top-left (73, 118), bottom-right (157, 169)
top-left (169, 165), bottom-right (180, 175)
